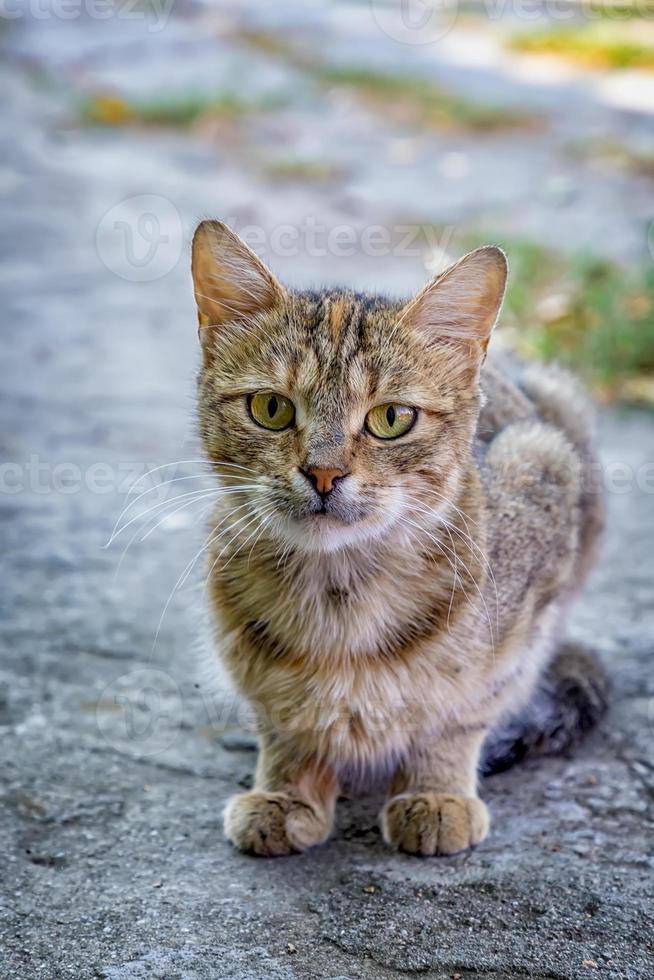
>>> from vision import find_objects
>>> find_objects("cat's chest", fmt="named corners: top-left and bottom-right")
top-left (277, 561), bottom-right (418, 658)
top-left (237, 611), bottom-right (470, 768)
top-left (217, 554), bottom-right (477, 765)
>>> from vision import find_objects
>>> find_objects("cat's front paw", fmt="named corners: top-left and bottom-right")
top-left (224, 790), bottom-right (332, 857)
top-left (381, 793), bottom-right (489, 856)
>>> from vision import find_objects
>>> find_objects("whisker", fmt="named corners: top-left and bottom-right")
top-left (404, 494), bottom-right (493, 581)
top-left (193, 502), bottom-right (264, 582)
top-left (418, 486), bottom-right (479, 530)
top-left (404, 493), bottom-right (499, 631)
top-left (276, 539), bottom-right (295, 573)
top-left (247, 512), bottom-right (275, 570)
top-left (389, 482), bottom-right (479, 533)
top-left (150, 499), bottom-right (263, 655)
top-left (396, 519), bottom-right (456, 636)
top-left (112, 488), bottom-right (224, 566)
top-left (140, 489), bottom-right (252, 544)
top-left (221, 507), bottom-right (277, 574)
top-left (203, 505), bottom-right (269, 587)
top-left (108, 459), bottom-right (217, 543)
top-left (397, 512), bottom-right (495, 656)
top-left (439, 517), bottom-right (499, 633)
top-left (107, 466), bottom-right (260, 545)
top-left (212, 504), bottom-right (277, 575)
top-left (397, 515), bottom-right (469, 628)
top-left (112, 489), bottom-right (225, 583)
top-left (109, 484), bottom-right (262, 544)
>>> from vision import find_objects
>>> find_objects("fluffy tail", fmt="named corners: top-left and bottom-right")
top-left (481, 642), bottom-right (609, 776)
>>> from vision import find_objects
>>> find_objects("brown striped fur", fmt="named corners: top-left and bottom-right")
top-left (191, 221), bottom-right (605, 857)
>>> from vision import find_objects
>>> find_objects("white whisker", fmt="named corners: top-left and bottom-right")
top-left (150, 498), bottom-right (264, 654)
top-left (111, 489), bottom-right (225, 583)
top-left (109, 484), bottom-right (262, 544)
top-left (107, 464), bottom-right (259, 545)
top-left (404, 493), bottom-right (499, 632)
top-left (397, 512), bottom-right (495, 656)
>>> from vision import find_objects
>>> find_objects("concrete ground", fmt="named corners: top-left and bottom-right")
top-left (1, 3), bottom-right (653, 978)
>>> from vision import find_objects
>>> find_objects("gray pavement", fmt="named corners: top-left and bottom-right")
top-left (1, 4), bottom-right (653, 978)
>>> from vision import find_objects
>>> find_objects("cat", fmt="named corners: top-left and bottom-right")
top-left (191, 219), bottom-right (607, 857)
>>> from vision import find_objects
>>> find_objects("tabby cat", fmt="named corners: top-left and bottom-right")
top-left (191, 220), bottom-right (607, 857)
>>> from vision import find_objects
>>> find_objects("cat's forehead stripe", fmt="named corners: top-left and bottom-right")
top-left (328, 295), bottom-right (348, 342)
top-left (296, 291), bottom-right (384, 395)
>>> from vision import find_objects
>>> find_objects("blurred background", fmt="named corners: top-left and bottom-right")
top-left (1, 3), bottom-right (654, 977)
top-left (4, 0), bottom-right (654, 399)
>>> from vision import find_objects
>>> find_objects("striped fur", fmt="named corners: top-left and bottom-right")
top-left (191, 221), bottom-right (606, 857)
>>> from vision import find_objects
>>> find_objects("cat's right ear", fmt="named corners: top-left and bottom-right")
top-left (191, 220), bottom-right (285, 359)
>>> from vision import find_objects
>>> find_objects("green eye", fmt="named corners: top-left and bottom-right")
top-left (366, 403), bottom-right (416, 440)
top-left (248, 392), bottom-right (295, 431)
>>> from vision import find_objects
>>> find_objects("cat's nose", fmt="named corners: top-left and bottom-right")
top-left (301, 466), bottom-right (349, 497)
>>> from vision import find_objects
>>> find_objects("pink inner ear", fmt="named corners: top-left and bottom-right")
top-left (414, 289), bottom-right (492, 342)
top-left (192, 220), bottom-right (285, 329)
top-left (402, 247), bottom-right (507, 346)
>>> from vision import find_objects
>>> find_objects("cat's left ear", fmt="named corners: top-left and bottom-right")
top-left (400, 246), bottom-right (507, 357)
top-left (191, 220), bottom-right (285, 357)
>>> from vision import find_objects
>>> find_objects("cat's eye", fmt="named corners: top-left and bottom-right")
top-left (366, 403), bottom-right (416, 440)
top-left (248, 392), bottom-right (295, 431)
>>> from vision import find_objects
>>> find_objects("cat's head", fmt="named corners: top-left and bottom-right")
top-left (192, 221), bottom-right (506, 554)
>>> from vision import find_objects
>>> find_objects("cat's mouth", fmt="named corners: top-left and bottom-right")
top-left (300, 488), bottom-right (382, 528)
top-left (270, 493), bottom-right (397, 554)
top-left (307, 505), bottom-right (346, 523)
top-left (305, 496), bottom-right (360, 524)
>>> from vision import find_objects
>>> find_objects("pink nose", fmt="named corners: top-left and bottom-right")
top-left (303, 467), bottom-right (349, 496)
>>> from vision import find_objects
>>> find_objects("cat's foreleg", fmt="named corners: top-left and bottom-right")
top-left (224, 731), bottom-right (338, 856)
top-left (381, 728), bottom-right (489, 856)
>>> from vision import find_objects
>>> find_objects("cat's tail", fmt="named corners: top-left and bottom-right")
top-left (481, 642), bottom-right (609, 776)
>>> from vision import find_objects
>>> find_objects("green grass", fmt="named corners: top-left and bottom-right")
top-left (568, 137), bottom-right (654, 179)
top-left (493, 239), bottom-right (654, 403)
top-left (259, 158), bottom-right (347, 184)
top-left (80, 91), bottom-right (284, 128)
top-left (508, 22), bottom-right (654, 71)
top-left (237, 28), bottom-right (533, 133)
top-left (314, 66), bottom-right (530, 132)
